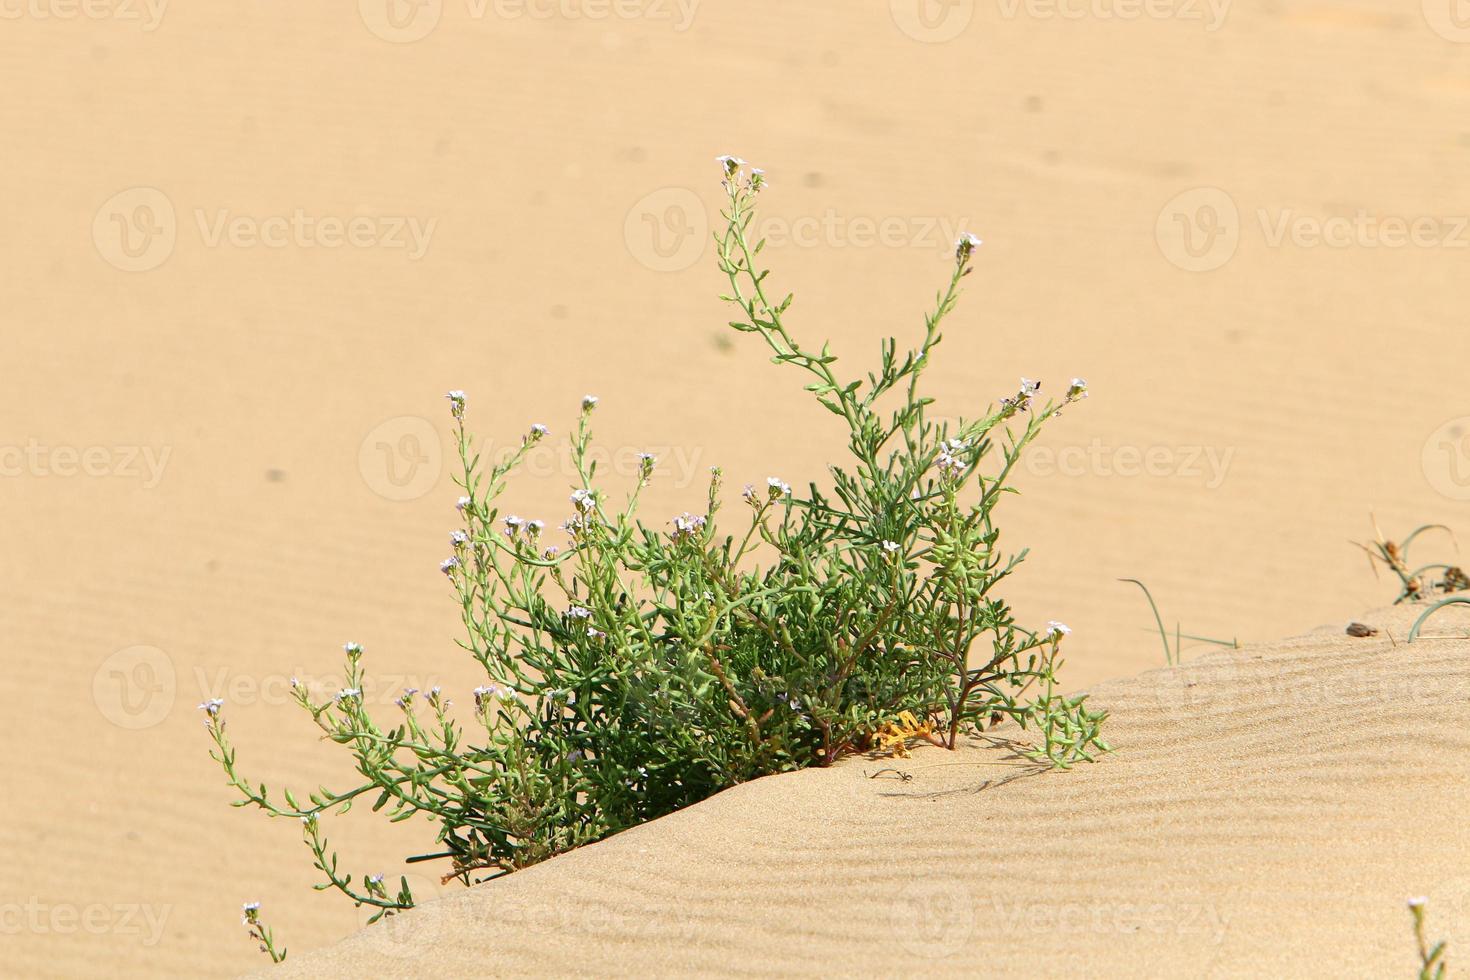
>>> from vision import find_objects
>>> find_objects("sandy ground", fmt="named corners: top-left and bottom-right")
top-left (258, 603), bottom-right (1470, 978)
top-left (1, 0), bottom-right (1468, 976)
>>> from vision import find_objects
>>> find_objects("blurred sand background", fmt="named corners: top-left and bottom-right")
top-left (1, 0), bottom-right (1468, 975)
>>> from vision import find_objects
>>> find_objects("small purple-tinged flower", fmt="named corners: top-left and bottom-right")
top-left (451, 529), bottom-right (469, 547)
top-left (1067, 378), bottom-right (1089, 402)
top-left (566, 605), bottom-right (592, 620)
top-left (671, 512), bottom-right (707, 541)
top-left (241, 902), bottom-right (261, 925)
top-left (1046, 621), bottom-right (1071, 638)
top-left (581, 394), bottom-right (599, 411)
top-left (526, 519), bottom-right (544, 536)
top-left (882, 540), bottom-right (901, 554)
top-left (456, 495), bottom-right (472, 513)
top-left (716, 154), bottom-right (746, 176)
top-left (766, 476), bottom-right (791, 499)
top-left (530, 423), bottom-right (549, 438)
top-left (440, 556), bottom-right (459, 576)
top-left (198, 698), bottom-right (224, 717)
top-left (335, 687), bottom-right (362, 702)
top-left (446, 390), bottom-right (467, 420)
top-left (344, 642), bottom-right (363, 656)
top-left (955, 232), bottom-right (982, 262)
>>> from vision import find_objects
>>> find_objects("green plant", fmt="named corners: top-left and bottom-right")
top-left (203, 157), bottom-right (1106, 949)
top-left (1408, 897), bottom-right (1448, 979)
top-left (1119, 578), bottom-right (1237, 666)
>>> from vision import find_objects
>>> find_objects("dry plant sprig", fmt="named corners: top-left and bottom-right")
top-left (1354, 516), bottom-right (1464, 604)
top-left (203, 158), bottom-right (1107, 955)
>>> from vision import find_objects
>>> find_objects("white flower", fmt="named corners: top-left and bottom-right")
top-left (503, 515), bottom-right (524, 533)
top-left (241, 902), bottom-right (261, 925)
top-left (530, 423), bottom-right (549, 437)
top-left (526, 519), bottom-right (544, 535)
top-left (1045, 621), bottom-right (1071, 638)
top-left (955, 232), bottom-right (982, 261)
top-left (445, 390), bottom-right (466, 419)
top-left (581, 394), bottom-right (599, 410)
top-left (566, 605), bottom-right (592, 619)
top-left (198, 698), bottom-right (224, 717)
top-left (570, 488), bottom-right (595, 513)
top-left (716, 154), bottom-right (747, 176)
top-left (343, 642), bottom-right (363, 655)
top-left (450, 529), bottom-right (469, 547)
top-left (587, 627), bottom-right (605, 639)
top-left (1408, 896), bottom-right (1428, 909)
top-left (882, 540), bottom-right (901, 554)
top-left (456, 495), bottom-right (472, 513)
top-left (935, 452), bottom-right (966, 479)
top-left (440, 556), bottom-right (459, 575)
top-left (671, 512), bottom-right (707, 540)
top-left (766, 476), bottom-right (791, 499)
top-left (1067, 377), bottom-right (1089, 402)
top-left (335, 688), bottom-right (362, 702)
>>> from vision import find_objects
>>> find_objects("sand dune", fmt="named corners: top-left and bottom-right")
top-left (4, 0), bottom-right (1469, 976)
top-left (260, 602), bottom-right (1470, 978)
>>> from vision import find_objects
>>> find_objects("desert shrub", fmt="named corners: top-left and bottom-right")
top-left (203, 157), bottom-right (1106, 942)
